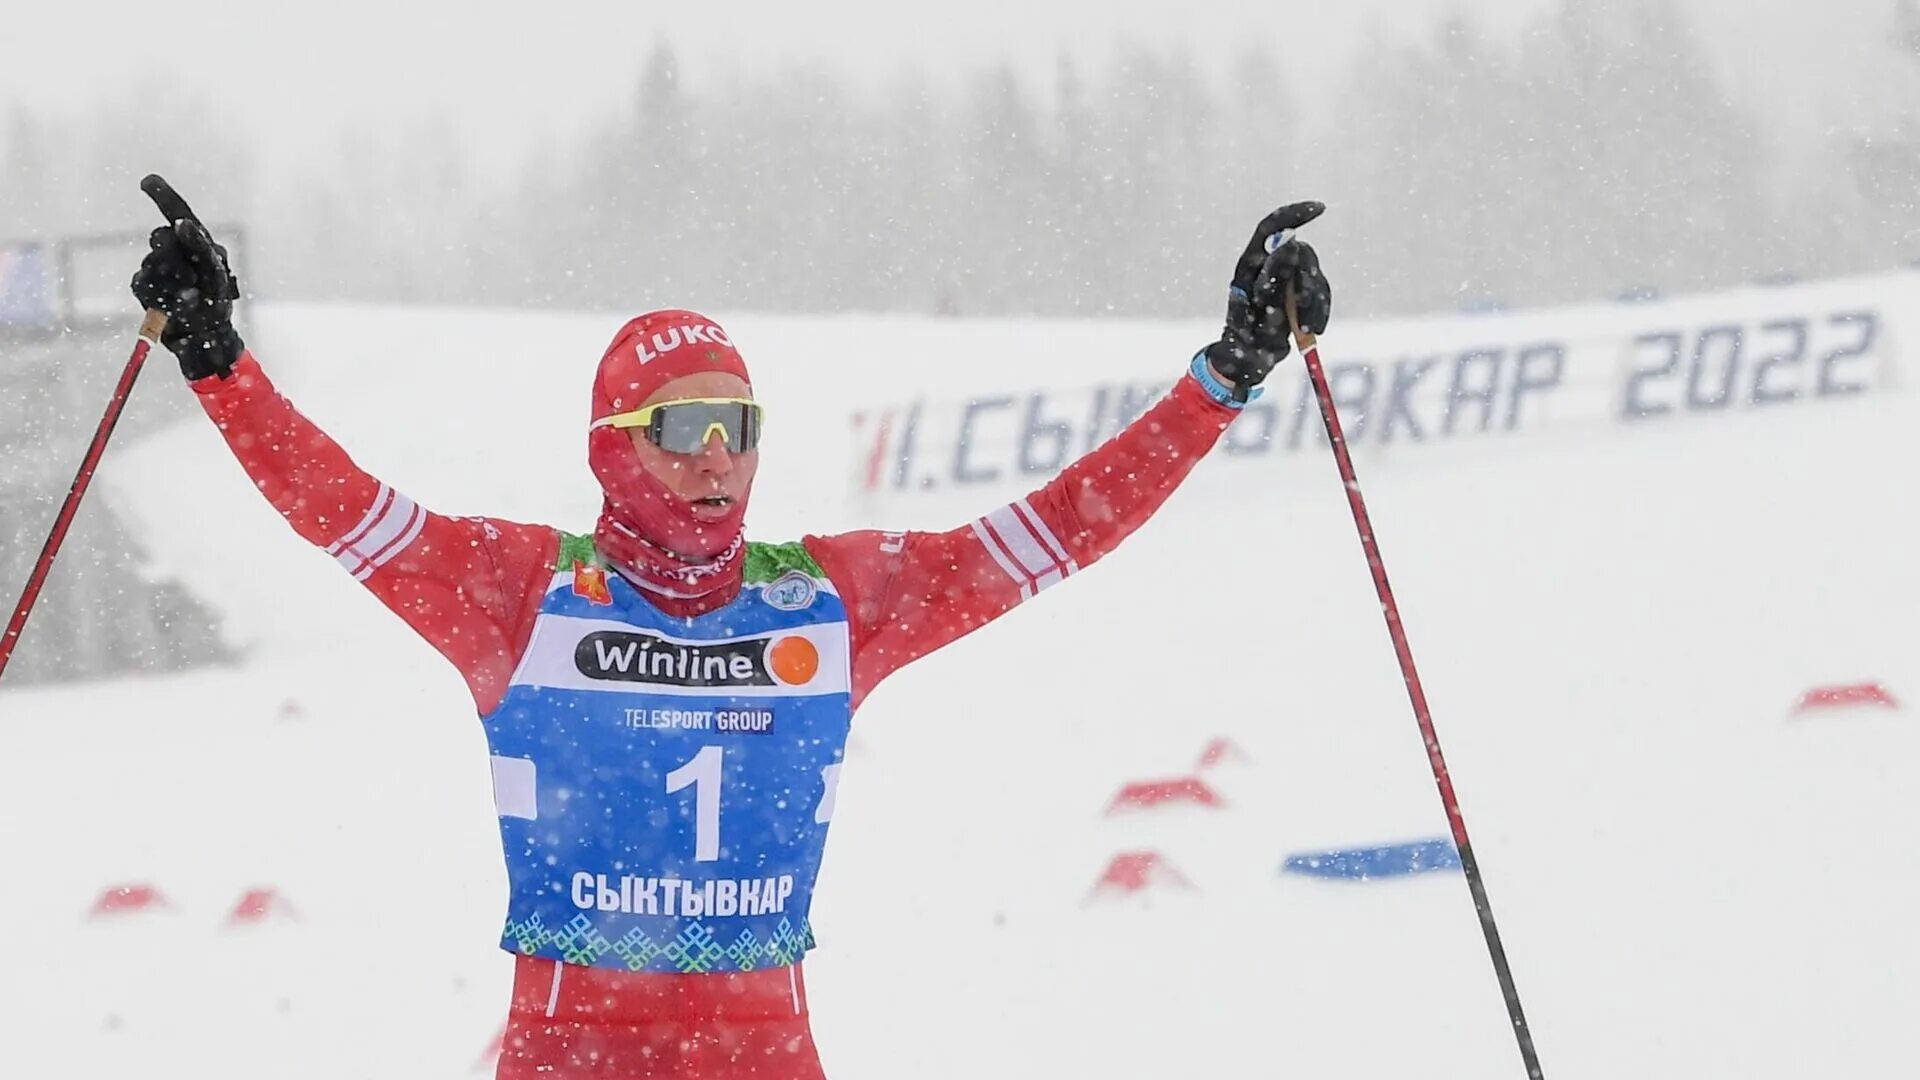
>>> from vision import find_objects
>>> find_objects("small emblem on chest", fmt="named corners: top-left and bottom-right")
top-left (764, 570), bottom-right (818, 612)
top-left (571, 561), bottom-right (613, 605)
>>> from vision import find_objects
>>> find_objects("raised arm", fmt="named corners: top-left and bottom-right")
top-left (804, 202), bottom-right (1333, 710)
top-left (190, 353), bottom-right (555, 713)
top-left (129, 181), bottom-right (554, 714)
top-left (806, 370), bottom-right (1240, 708)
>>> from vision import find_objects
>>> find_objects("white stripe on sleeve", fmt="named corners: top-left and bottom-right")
top-left (327, 484), bottom-right (394, 558)
top-left (330, 487), bottom-right (425, 582)
top-left (970, 519), bottom-right (1033, 599)
top-left (971, 500), bottom-right (1079, 599)
top-left (981, 503), bottom-right (1067, 592)
top-left (1013, 498), bottom-right (1079, 574)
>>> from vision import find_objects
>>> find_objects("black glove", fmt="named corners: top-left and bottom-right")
top-left (1203, 201), bottom-right (1333, 401)
top-left (129, 178), bottom-right (244, 380)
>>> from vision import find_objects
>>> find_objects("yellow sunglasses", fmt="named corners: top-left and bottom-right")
top-left (591, 397), bottom-right (764, 454)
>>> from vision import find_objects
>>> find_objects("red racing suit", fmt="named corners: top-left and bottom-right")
top-left (192, 350), bottom-right (1238, 1078)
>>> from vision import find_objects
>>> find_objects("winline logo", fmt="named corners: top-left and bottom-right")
top-left (576, 631), bottom-right (820, 688)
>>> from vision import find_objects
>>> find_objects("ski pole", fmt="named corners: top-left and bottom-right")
top-left (0, 175), bottom-right (202, 686)
top-left (1285, 283), bottom-right (1547, 1079)
top-left (0, 308), bottom-right (167, 684)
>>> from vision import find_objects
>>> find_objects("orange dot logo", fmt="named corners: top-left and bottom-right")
top-left (766, 636), bottom-right (820, 686)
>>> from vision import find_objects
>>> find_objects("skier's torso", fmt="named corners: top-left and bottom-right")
top-left (484, 535), bottom-right (852, 975)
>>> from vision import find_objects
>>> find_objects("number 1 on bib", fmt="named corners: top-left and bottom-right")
top-left (666, 745), bottom-right (723, 862)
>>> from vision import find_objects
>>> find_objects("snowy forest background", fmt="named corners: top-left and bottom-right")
top-left (4, 0), bottom-right (1918, 320)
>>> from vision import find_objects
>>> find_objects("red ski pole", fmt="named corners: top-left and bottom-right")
top-left (0, 307), bottom-right (167, 685)
top-left (1286, 286), bottom-right (1546, 1078)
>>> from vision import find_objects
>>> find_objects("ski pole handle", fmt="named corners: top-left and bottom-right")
top-left (1283, 283), bottom-right (1317, 352)
top-left (1273, 221), bottom-right (1316, 351)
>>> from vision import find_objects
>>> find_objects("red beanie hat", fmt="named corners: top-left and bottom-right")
top-left (591, 309), bottom-right (752, 423)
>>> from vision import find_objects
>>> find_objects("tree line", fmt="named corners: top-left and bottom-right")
top-left (3, 0), bottom-right (1917, 322)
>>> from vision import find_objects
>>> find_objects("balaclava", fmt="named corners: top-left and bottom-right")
top-left (588, 310), bottom-right (754, 607)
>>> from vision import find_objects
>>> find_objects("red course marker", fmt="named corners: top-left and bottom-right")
top-left (87, 883), bottom-right (169, 919)
top-left (1086, 851), bottom-right (1193, 900)
top-left (1103, 777), bottom-right (1225, 815)
top-left (1794, 682), bottom-right (1900, 714)
top-left (225, 887), bottom-right (300, 926)
top-left (1196, 736), bottom-right (1249, 769)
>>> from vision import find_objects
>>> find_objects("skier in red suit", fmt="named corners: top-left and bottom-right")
top-left (131, 186), bottom-right (1331, 1079)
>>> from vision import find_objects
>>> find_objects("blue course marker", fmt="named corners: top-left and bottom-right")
top-left (1282, 838), bottom-right (1461, 881)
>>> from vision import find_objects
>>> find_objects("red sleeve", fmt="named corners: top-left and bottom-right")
top-left (192, 352), bottom-right (557, 713)
top-left (806, 372), bottom-right (1236, 709)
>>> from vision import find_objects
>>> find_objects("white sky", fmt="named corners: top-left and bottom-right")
top-left (3, 0), bottom-right (1912, 179)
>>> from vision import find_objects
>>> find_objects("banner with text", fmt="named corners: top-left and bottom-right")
top-left (848, 272), bottom-right (1910, 501)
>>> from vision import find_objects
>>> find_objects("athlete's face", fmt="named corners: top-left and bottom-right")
top-left (628, 371), bottom-right (759, 524)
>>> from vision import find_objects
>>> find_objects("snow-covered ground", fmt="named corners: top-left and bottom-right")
top-left (1, 279), bottom-right (1915, 1078)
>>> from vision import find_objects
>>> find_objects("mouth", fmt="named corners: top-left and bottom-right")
top-left (688, 494), bottom-right (735, 519)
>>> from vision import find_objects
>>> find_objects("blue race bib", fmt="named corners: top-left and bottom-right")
top-left (483, 539), bottom-right (851, 974)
